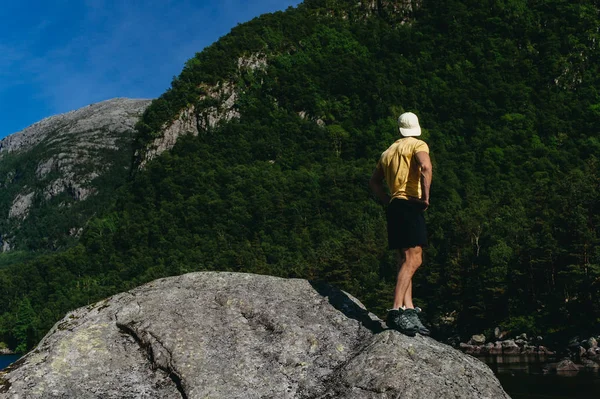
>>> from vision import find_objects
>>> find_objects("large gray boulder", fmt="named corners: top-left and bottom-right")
top-left (0, 272), bottom-right (510, 398)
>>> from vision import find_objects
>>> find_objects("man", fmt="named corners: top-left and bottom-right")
top-left (369, 111), bottom-right (432, 336)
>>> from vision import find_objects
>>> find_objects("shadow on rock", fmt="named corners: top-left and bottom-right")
top-left (309, 280), bottom-right (385, 334)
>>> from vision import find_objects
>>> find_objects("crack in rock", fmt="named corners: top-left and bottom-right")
top-left (116, 322), bottom-right (188, 399)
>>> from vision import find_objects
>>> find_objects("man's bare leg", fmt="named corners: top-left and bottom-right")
top-left (392, 246), bottom-right (422, 309)
top-left (396, 252), bottom-right (414, 307)
top-left (403, 280), bottom-right (414, 309)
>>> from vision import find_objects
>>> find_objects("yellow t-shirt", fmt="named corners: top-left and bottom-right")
top-left (377, 137), bottom-right (429, 201)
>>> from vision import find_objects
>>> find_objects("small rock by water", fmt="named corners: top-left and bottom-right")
top-left (468, 334), bottom-right (486, 346)
top-left (544, 359), bottom-right (581, 374)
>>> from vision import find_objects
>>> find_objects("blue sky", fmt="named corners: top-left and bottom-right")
top-left (0, 0), bottom-right (302, 139)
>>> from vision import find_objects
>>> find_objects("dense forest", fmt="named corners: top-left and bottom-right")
top-left (1, 0), bottom-right (599, 353)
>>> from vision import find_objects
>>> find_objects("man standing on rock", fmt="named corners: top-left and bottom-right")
top-left (369, 112), bottom-right (432, 337)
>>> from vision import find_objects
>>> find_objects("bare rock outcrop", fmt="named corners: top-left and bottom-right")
top-left (307, 0), bottom-right (422, 23)
top-left (8, 192), bottom-right (35, 220)
top-left (141, 73), bottom-right (247, 165)
top-left (0, 98), bottom-right (150, 156)
top-left (0, 272), bottom-right (510, 398)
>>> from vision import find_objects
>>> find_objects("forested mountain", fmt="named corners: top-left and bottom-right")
top-left (0, 99), bottom-right (150, 267)
top-left (0, 99), bottom-right (151, 263)
top-left (1, 0), bottom-right (599, 353)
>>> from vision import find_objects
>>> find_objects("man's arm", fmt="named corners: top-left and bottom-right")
top-left (369, 166), bottom-right (391, 205)
top-left (415, 151), bottom-right (432, 209)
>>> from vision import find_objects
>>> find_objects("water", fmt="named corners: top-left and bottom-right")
top-left (0, 355), bottom-right (20, 371)
top-left (478, 355), bottom-right (600, 399)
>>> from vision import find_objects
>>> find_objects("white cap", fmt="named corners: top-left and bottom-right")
top-left (398, 112), bottom-right (421, 137)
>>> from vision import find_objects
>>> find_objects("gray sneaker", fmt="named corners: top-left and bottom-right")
top-left (387, 309), bottom-right (417, 337)
top-left (406, 308), bottom-right (430, 336)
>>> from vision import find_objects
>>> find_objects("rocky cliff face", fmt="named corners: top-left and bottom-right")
top-left (0, 98), bottom-right (151, 251)
top-left (320, 0), bottom-right (423, 21)
top-left (139, 60), bottom-right (259, 166)
top-left (0, 272), bottom-right (510, 398)
top-left (0, 98), bottom-right (150, 155)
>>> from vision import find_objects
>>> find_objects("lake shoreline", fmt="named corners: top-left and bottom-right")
top-left (0, 354), bottom-right (20, 372)
top-left (455, 331), bottom-right (600, 377)
top-left (483, 356), bottom-right (600, 399)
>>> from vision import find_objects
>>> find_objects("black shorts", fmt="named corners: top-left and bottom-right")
top-left (386, 199), bottom-right (428, 250)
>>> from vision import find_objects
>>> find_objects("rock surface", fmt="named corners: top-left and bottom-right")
top-left (140, 76), bottom-right (242, 165)
top-left (312, 0), bottom-right (422, 23)
top-left (0, 98), bottom-right (150, 156)
top-left (468, 334), bottom-right (486, 345)
top-left (0, 272), bottom-right (510, 399)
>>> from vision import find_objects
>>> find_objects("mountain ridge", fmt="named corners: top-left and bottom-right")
top-left (0, 98), bottom-right (151, 253)
top-left (0, 98), bottom-right (150, 155)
